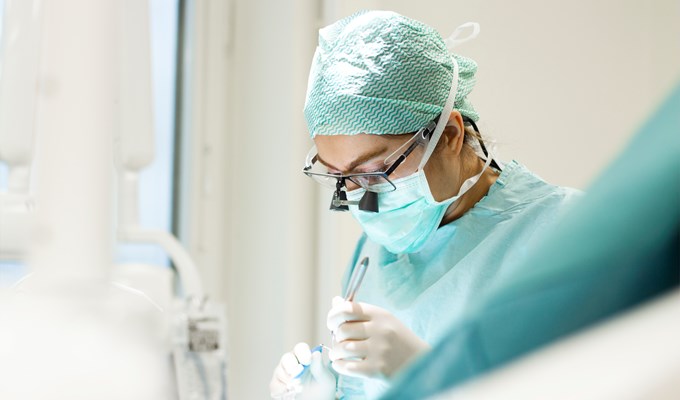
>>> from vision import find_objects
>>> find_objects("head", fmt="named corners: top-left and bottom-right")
top-left (304, 10), bottom-right (482, 191)
top-left (303, 11), bottom-right (489, 253)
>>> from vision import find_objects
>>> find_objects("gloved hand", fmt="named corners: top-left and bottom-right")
top-left (327, 296), bottom-right (430, 380)
top-left (270, 342), bottom-right (336, 399)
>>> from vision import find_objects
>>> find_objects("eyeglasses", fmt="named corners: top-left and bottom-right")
top-left (302, 115), bottom-right (501, 212)
top-left (303, 119), bottom-right (437, 192)
top-left (302, 118), bottom-right (438, 212)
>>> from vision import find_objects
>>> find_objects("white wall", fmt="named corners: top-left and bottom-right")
top-left (329, 0), bottom-right (680, 189)
top-left (225, 0), bottom-right (320, 398)
top-left (180, 1), bottom-right (680, 398)
top-left (178, 0), bottom-right (321, 399)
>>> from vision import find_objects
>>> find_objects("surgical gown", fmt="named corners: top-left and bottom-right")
top-left (338, 160), bottom-right (581, 399)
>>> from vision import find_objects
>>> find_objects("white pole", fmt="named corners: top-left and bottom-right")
top-left (0, 0), bottom-right (43, 259)
top-left (28, 0), bottom-right (115, 285)
top-left (0, 1), bottom-right (168, 399)
top-left (0, 0), bottom-right (42, 192)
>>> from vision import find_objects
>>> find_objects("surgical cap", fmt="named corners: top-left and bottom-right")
top-left (304, 10), bottom-right (479, 138)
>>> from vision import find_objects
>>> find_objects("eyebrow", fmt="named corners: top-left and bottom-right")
top-left (316, 146), bottom-right (388, 173)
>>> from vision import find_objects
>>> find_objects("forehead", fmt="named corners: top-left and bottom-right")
top-left (314, 133), bottom-right (392, 155)
top-left (313, 133), bottom-right (404, 169)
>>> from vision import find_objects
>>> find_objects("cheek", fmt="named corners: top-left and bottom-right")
top-left (345, 180), bottom-right (360, 191)
top-left (422, 156), bottom-right (456, 201)
top-left (389, 148), bottom-right (423, 180)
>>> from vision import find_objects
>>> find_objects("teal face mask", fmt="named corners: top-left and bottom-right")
top-left (346, 155), bottom-right (492, 254)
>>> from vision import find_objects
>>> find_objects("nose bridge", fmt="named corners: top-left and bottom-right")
top-left (344, 176), bottom-right (361, 190)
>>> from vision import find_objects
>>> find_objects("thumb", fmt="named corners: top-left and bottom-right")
top-left (332, 296), bottom-right (344, 308)
top-left (309, 351), bottom-right (335, 387)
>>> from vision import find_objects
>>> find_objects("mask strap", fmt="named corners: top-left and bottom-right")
top-left (418, 22), bottom-right (481, 171)
top-left (418, 57), bottom-right (458, 170)
top-left (444, 22), bottom-right (480, 50)
top-left (455, 149), bottom-right (494, 199)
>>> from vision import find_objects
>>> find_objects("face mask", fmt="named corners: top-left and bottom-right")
top-left (347, 155), bottom-right (492, 254)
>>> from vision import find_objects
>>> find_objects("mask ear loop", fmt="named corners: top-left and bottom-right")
top-left (418, 22), bottom-right (498, 200)
top-left (444, 22), bottom-right (501, 172)
top-left (418, 54), bottom-right (459, 170)
top-left (419, 22), bottom-right (488, 172)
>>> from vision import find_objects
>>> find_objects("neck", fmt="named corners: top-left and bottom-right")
top-left (440, 157), bottom-right (499, 226)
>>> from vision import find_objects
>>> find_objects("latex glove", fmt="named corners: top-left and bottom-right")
top-left (327, 296), bottom-right (430, 380)
top-left (270, 342), bottom-right (336, 399)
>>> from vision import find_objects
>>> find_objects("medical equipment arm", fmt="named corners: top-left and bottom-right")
top-left (113, 0), bottom-right (204, 302)
top-left (0, 0), bottom-right (42, 259)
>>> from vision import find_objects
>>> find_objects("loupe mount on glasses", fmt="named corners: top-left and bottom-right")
top-left (329, 178), bottom-right (379, 213)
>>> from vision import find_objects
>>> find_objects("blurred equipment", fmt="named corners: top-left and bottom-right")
top-left (0, 0), bottom-right (228, 399)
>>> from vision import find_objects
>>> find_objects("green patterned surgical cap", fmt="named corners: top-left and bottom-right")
top-left (304, 10), bottom-right (479, 138)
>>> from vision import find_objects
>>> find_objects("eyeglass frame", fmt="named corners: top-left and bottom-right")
top-left (302, 117), bottom-right (438, 193)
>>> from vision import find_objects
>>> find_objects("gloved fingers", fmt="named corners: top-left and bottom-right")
top-left (331, 295), bottom-right (344, 308)
top-left (329, 339), bottom-right (369, 361)
top-left (291, 382), bottom-right (303, 394)
top-left (293, 342), bottom-right (312, 366)
top-left (273, 382), bottom-right (301, 399)
top-left (327, 299), bottom-right (370, 332)
top-left (269, 378), bottom-right (287, 398)
top-left (270, 366), bottom-right (297, 398)
top-left (333, 320), bottom-right (369, 342)
top-left (270, 379), bottom-right (297, 399)
top-left (331, 357), bottom-right (371, 379)
top-left (274, 364), bottom-right (292, 385)
top-left (281, 352), bottom-right (304, 378)
top-left (309, 351), bottom-right (336, 386)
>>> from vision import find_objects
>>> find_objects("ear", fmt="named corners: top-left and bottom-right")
top-left (440, 111), bottom-right (465, 156)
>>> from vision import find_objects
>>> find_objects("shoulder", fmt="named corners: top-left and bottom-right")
top-left (478, 160), bottom-right (582, 214)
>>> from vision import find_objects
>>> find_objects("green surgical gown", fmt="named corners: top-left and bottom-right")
top-left (339, 161), bottom-right (581, 399)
